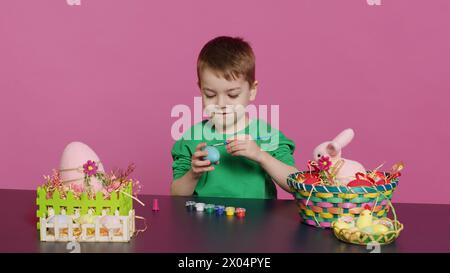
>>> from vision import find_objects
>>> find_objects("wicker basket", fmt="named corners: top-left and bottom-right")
top-left (287, 171), bottom-right (399, 228)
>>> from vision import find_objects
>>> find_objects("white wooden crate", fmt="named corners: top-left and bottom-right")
top-left (39, 207), bottom-right (135, 242)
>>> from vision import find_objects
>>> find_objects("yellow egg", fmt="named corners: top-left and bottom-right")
top-left (362, 224), bottom-right (389, 235)
top-left (76, 214), bottom-right (96, 224)
top-left (333, 221), bottom-right (351, 230)
top-left (371, 224), bottom-right (389, 234)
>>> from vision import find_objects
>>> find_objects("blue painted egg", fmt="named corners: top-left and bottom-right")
top-left (202, 146), bottom-right (220, 164)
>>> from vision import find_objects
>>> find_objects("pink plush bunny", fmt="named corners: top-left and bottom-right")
top-left (312, 129), bottom-right (366, 186)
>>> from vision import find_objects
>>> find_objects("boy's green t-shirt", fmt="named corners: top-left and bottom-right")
top-left (171, 119), bottom-right (296, 199)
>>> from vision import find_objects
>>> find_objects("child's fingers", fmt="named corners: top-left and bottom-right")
top-left (195, 142), bottom-right (208, 151)
top-left (227, 143), bottom-right (247, 153)
top-left (193, 159), bottom-right (211, 167)
top-left (230, 150), bottom-right (245, 157)
top-left (230, 140), bottom-right (249, 146)
top-left (229, 138), bottom-right (252, 145)
top-left (193, 150), bottom-right (208, 159)
top-left (226, 135), bottom-right (243, 143)
top-left (193, 166), bottom-right (215, 173)
top-left (226, 140), bottom-right (243, 151)
top-left (225, 138), bottom-right (236, 146)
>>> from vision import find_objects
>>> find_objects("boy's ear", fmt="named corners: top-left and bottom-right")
top-left (249, 80), bottom-right (258, 101)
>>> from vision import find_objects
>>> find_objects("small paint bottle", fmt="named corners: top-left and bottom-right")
top-left (152, 199), bottom-right (160, 211)
top-left (185, 201), bottom-right (196, 211)
top-left (215, 205), bottom-right (225, 216)
top-left (225, 207), bottom-right (235, 216)
top-left (195, 203), bottom-right (205, 212)
top-left (235, 208), bottom-right (246, 218)
top-left (205, 204), bottom-right (215, 214)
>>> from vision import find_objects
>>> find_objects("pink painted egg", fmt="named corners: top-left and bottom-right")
top-left (59, 141), bottom-right (105, 194)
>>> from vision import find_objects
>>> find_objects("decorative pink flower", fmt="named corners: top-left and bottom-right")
top-left (83, 160), bottom-right (98, 176)
top-left (318, 156), bottom-right (332, 171)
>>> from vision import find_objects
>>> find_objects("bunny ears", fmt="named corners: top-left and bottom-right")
top-left (331, 128), bottom-right (355, 151)
top-left (322, 128), bottom-right (355, 158)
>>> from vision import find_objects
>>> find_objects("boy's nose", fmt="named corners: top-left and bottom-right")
top-left (217, 95), bottom-right (227, 108)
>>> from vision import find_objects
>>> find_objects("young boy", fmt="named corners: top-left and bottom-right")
top-left (171, 36), bottom-right (297, 199)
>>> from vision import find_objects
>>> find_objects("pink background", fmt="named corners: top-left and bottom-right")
top-left (1, 0), bottom-right (449, 204)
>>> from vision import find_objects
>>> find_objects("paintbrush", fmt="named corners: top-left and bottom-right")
top-left (211, 135), bottom-right (272, 147)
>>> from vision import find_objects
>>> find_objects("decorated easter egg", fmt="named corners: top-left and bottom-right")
top-left (375, 180), bottom-right (387, 185)
top-left (100, 215), bottom-right (122, 229)
top-left (333, 215), bottom-right (355, 230)
top-left (296, 172), bottom-right (319, 184)
top-left (372, 224), bottom-right (390, 234)
top-left (347, 179), bottom-right (373, 187)
top-left (333, 221), bottom-right (352, 230)
top-left (76, 214), bottom-right (97, 225)
top-left (361, 224), bottom-right (389, 235)
top-left (303, 173), bottom-right (321, 185)
top-left (59, 142), bottom-right (105, 194)
top-left (304, 177), bottom-right (320, 185)
top-left (372, 171), bottom-right (388, 185)
top-left (202, 146), bottom-right (220, 164)
top-left (373, 219), bottom-right (394, 229)
top-left (47, 215), bottom-right (72, 225)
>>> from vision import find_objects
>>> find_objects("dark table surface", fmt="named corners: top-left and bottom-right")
top-left (1, 189), bottom-right (449, 253)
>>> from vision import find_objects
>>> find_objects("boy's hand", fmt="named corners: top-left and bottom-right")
top-left (191, 142), bottom-right (215, 178)
top-left (226, 135), bottom-right (265, 163)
